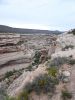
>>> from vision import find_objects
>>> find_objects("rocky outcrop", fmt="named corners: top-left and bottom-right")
top-left (51, 32), bottom-right (75, 59)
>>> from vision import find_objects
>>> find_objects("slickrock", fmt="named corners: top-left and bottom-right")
top-left (7, 64), bottom-right (46, 97)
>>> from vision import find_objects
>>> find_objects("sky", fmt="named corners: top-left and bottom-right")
top-left (0, 0), bottom-right (75, 31)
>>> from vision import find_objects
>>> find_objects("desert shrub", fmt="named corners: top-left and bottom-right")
top-left (26, 65), bottom-right (33, 71)
top-left (61, 90), bottom-right (72, 100)
top-left (47, 67), bottom-right (58, 78)
top-left (34, 51), bottom-right (41, 65)
top-left (69, 59), bottom-right (75, 65)
top-left (47, 57), bottom-right (68, 68)
top-left (8, 74), bottom-right (59, 100)
top-left (4, 70), bottom-right (16, 79)
top-left (17, 40), bottom-right (24, 45)
top-left (62, 45), bottom-right (74, 51)
top-left (4, 71), bottom-right (14, 78)
top-left (23, 74), bottom-right (58, 95)
top-left (25, 74), bottom-right (58, 95)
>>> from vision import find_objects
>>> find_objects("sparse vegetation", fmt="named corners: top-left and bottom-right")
top-left (68, 29), bottom-right (75, 35)
top-left (47, 67), bottom-right (58, 78)
top-left (17, 40), bottom-right (24, 45)
top-left (69, 59), bottom-right (75, 65)
top-left (7, 74), bottom-right (58, 100)
top-left (26, 64), bottom-right (33, 71)
top-left (47, 57), bottom-right (68, 68)
top-left (62, 45), bottom-right (74, 51)
top-left (16, 91), bottom-right (29, 100)
top-left (1, 30), bottom-right (75, 100)
top-left (34, 51), bottom-right (41, 65)
top-left (0, 69), bottom-right (23, 82)
top-left (61, 90), bottom-right (72, 100)
top-left (25, 74), bottom-right (58, 95)
top-left (0, 87), bottom-right (9, 100)
top-left (4, 91), bottom-right (29, 100)
top-left (4, 70), bottom-right (16, 79)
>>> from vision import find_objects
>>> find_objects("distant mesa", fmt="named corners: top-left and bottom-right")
top-left (0, 25), bottom-right (62, 34)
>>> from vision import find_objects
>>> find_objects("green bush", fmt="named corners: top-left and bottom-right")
top-left (61, 90), bottom-right (72, 100)
top-left (47, 67), bottom-right (58, 78)
top-left (34, 51), bottom-right (41, 65)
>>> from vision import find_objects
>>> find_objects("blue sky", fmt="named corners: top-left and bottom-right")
top-left (0, 0), bottom-right (75, 31)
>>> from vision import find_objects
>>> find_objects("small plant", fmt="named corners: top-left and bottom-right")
top-left (47, 67), bottom-right (58, 78)
top-left (61, 90), bottom-right (72, 100)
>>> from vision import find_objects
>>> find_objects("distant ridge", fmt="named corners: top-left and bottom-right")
top-left (0, 25), bottom-right (62, 34)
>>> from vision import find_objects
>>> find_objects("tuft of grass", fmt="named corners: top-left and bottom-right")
top-left (47, 67), bottom-right (58, 78)
top-left (7, 91), bottom-right (29, 100)
top-left (17, 91), bottom-right (29, 100)
top-left (6, 97), bottom-right (17, 100)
